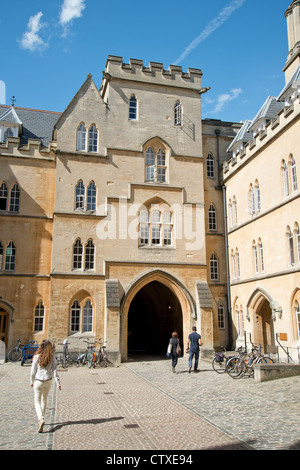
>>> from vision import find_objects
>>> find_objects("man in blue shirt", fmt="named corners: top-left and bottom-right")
top-left (187, 326), bottom-right (202, 372)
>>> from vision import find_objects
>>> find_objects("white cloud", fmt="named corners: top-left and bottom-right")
top-left (59, 0), bottom-right (86, 26)
top-left (20, 12), bottom-right (48, 52)
top-left (174, 0), bottom-right (246, 65)
top-left (207, 88), bottom-right (243, 114)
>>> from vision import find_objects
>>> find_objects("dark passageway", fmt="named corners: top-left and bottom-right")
top-left (127, 281), bottom-right (183, 356)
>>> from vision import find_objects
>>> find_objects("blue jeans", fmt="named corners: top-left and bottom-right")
top-left (188, 350), bottom-right (199, 370)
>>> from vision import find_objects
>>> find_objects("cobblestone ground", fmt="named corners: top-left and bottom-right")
top-left (1, 357), bottom-right (300, 451)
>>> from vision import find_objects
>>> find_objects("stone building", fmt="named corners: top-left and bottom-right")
top-left (223, 0), bottom-right (300, 361)
top-left (0, 58), bottom-right (239, 360)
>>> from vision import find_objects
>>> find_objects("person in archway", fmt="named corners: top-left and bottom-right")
top-left (187, 326), bottom-right (202, 373)
top-left (169, 331), bottom-right (181, 373)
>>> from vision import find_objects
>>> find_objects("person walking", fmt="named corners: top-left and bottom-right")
top-left (168, 331), bottom-right (181, 373)
top-left (186, 326), bottom-right (202, 373)
top-left (30, 340), bottom-right (61, 432)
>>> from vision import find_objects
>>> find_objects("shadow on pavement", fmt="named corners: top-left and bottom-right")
top-left (47, 416), bottom-right (124, 433)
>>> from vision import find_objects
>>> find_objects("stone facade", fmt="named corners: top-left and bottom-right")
top-left (222, 1), bottom-right (300, 361)
top-left (0, 58), bottom-right (238, 361)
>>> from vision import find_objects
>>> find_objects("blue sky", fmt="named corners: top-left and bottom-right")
top-left (0, 0), bottom-right (293, 123)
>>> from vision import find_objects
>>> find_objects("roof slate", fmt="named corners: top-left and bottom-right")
top-left (0, 105), bottom-right (61, 147)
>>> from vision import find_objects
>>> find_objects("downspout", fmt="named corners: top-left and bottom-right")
top-left (215, 129), bottom-right (221, 189)
top-left (222, 184), bottom-right (233, 349)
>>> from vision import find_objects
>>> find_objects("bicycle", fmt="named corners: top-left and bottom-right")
top-left (211, 347), bottom-right (235, 374)
top-left (56, 340), bottom-right (78, 368)
top-left (77, 340), bottom-right (96, 368)
top-left (7, 339), bottom-right (23, 362)
top-left (95, 339), bottom-right (108, 367)
top-left (227, 346), bottom-right (274, 379)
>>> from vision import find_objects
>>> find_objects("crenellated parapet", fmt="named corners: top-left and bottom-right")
top-left (0, 136), bottom-right (57, 160)
top-left (101, 55), bottom-right (203, 92)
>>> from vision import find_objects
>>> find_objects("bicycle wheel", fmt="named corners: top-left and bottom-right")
top-left (227, 357), bottom-right (246, 378)
top-left (7, 348), bottom-right (22, 362)
top-left (259, 356), bottom-right (274, 364)
top-left (212, 356), bottom-right (227, 373)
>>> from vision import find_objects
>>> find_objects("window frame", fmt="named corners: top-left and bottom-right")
top-left (174, 101), bottom-right (182, 126)
top-left (129, 95), bottom-right (138, 120)
top-left (34, 301), bottom-right (45, 332)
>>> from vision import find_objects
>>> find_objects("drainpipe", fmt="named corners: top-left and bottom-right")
top-left (215, 129), bottom-right (221, 189)
top-left (222, 184), bottom-right (233, 349)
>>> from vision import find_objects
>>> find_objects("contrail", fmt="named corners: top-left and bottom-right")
top-left (174, 0), bottom-right (246, 65)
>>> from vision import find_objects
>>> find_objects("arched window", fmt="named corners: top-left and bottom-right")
top-left (157, 149), bottom-right (166, 183)
top-left (174, 101), bottom-right (182, 126)
top-left (70, 299), bottom-right (93, 333)
top-left (210, 253), bottom-right (218, 281)
top-left (296, 301), bottom-right (300, 341)
top-left (291, 156), bottom-right (298, 192)
top-left (82, 300), bottom-right (93, 332)
top-left (70, 300), bottom-right (81, 332)
top-left (73, 239), bottom-right (83, 270)
top-left (88, 125), bottom-right (98, 152)
top-left (0, 182), bottom-right (8, 211)
top-left (288, 227), bottom-right (295, 265)
top-left (75, 180), bottom-right (85, 210)
top-left (145, 147), bottom-right (155, 182)
top-left (85, 239), bottom-right (95, 270)
top-left (145, 146), bottom-right (167, 183)
top-left (258, 238), bottom-right (265, 272)
top-left (296, 223), bottom-right (300, 263)
top-left (10, 184), bottom-right (20, 212)
top-left (208, 204), bottom-right (217, 231)
top-left (206, 154), bottom-right (215, 178)
top-left (77, 123), bottom-right (86, 151)
top-left (87, 181), bottom-right (96, 211)
top-left (218, 304), bottom-right (225, 329)
top-left (5, 241), bottom-right (15, 271)
top-left (129, 95), bottom-right (137, 120)
top-left (253, 241), bottom-right (259, 274)
top-left (34, 301), bottom-right (45, 332)
top-left (283, 160), bottom-right (289, 196)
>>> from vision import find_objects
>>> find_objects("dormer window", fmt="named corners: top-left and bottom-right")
top-left (0, 106), bottom-right (22, 142)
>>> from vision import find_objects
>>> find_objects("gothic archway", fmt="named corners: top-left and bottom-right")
top-left (120, 270), bottom-right (195, 361)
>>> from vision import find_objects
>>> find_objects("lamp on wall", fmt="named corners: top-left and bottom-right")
top-left (269, 300), bottom-right (283, 320)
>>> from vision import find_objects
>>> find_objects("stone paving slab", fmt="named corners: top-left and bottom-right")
top-left (126, 357), bottom-right (300, 451)
top-left (1, 357), bottom-right (300, 452)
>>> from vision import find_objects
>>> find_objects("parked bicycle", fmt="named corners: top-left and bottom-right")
top-left (95, 339), bottom-right (108, 367)
top-left (227, 345), bottom-right (274, 379)
top-left (56, 340), bottom-right (78, 368)
top-left (212, 347), bottom-right (234, 374)
top-left (7, 339), bottom-right (23, 362)
top-left (77, 340), bottom-right (96, 368)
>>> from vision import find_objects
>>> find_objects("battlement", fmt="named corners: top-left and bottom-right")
top-left (102, 55), bottom-right (203, 91)
top-left (223, 92), bottom-right (300, 181)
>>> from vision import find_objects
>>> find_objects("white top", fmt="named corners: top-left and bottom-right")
top-left (30, 354), bottom-right (60, 386)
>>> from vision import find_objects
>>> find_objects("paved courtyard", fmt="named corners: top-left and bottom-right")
top-left (0, 356), bottom-right (300, 452)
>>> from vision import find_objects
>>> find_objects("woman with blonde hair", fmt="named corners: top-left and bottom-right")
top-left (30, 340), bottom-right (61, 432)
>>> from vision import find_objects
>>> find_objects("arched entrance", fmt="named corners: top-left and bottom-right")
top-left (127, 281), bottom-right (183, 356)
top-left (247, 288), bottom-right (275, 351)
top-left (120, 270), bottom-right (196, 361)
top-left (254, 298), bottom-right (275, 350)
